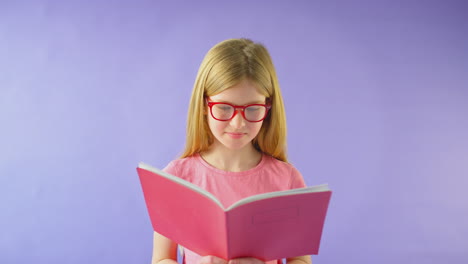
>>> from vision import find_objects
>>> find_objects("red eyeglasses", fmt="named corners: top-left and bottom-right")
top-left (206, 100), bottom-right (271, 122)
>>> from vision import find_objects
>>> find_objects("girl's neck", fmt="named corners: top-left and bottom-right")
top-left (200, 143), bottom-right (262, 172)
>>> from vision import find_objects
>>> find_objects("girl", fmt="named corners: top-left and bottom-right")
top-left (152, 38), bottom-right (312, 264)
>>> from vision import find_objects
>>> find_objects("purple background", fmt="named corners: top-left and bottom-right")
top-left (1, 0), bottom-right (467, 263)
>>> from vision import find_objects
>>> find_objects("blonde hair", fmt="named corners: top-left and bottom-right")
top-left (181, 38), bottom-right (288, 162)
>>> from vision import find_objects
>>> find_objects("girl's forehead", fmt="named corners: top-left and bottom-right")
top-left (209, 79), bottom-right (267, 104)
top-left (210, 90), bottom-right (266, 105)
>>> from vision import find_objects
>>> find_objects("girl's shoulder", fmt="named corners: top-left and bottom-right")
top-left (164, 155), bottom-right (197, 169)
top-left (263, 154), bottom-right (298, 172)
top-left (162, 154), bottom-right (201, 180)
top-left (262, 154), bottom-right (306, 188)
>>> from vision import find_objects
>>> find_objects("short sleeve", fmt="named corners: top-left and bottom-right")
top-left (162, 160), bottom-right (179, 176)
top-left (289, 166), bottom-right (307, 189)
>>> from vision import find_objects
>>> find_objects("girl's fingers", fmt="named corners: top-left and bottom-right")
top-left (228, 257), bottom-right (264, 264)
top-left (198, 255), bottom-right (229, 264)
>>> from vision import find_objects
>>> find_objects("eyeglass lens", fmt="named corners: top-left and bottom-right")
top-left (211, 104), bottom-right (267, 121)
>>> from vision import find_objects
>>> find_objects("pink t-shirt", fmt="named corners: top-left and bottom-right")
top-left (163, 153), bottom-right (307, 264)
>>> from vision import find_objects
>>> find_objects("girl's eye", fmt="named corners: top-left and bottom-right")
top-left (215, 105), bottom-right (232, 111)
top-left (246, 106), bottom-right (261, 112)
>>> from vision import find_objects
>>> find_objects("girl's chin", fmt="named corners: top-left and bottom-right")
top-left (220, 141), bottom-right (251, 151)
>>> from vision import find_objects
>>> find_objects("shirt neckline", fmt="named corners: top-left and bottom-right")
top-left (195, 152), bottom-right (267, 176)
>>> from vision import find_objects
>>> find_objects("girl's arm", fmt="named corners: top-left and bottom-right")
top-left (152, 231), bottom-right (178, 264)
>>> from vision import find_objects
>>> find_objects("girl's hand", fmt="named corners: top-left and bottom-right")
top-left (198, 256), bottom-right (229, 264)
top-left (228, 258), bottom-right (265, 264)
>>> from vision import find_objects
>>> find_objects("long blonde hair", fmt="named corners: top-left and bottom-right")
top-left (181, 38), bottom-right (288, 162)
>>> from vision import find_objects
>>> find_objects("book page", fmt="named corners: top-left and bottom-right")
top-left (227, 184), bottom-right (330, 211)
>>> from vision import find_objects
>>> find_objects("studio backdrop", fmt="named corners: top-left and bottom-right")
top-left (1, 1), bottom-right (467, 263)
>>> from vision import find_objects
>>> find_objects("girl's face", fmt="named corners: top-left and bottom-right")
top-left (206, 79), bottom-right (266, 152)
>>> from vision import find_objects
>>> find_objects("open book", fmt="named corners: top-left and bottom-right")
top-left (137, 162), bottom-right (332, 261)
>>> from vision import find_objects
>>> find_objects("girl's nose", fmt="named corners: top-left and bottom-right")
top-left (229, 110), bottom-right (246, 129)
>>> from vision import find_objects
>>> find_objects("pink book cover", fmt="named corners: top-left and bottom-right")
top-left (137, 163), bottom-right (332, 261)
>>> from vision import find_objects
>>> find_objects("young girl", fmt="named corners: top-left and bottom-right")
top-left (152, 38), bottom-right (312, 264)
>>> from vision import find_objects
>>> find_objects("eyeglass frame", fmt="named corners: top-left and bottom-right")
top-left (206, 99), bottom-right (272, 123)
